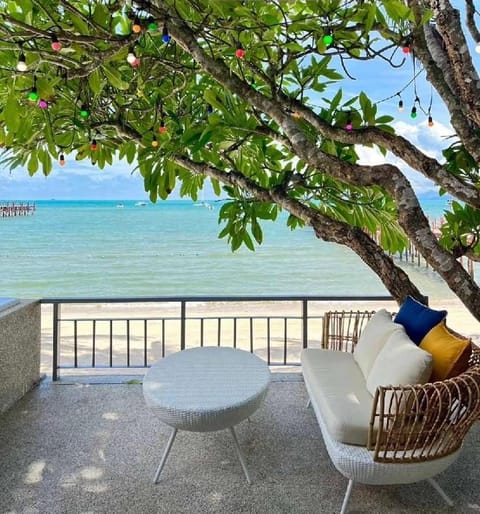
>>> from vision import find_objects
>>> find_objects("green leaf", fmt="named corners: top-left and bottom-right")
top-left (102, 65), bottom-right (130, 90)
top-left (4, 94), bottom-right (20, 133)
top-left (27, 151), bottom-right (38, 175)
top-left (88, 69), bottom-right (104, 96)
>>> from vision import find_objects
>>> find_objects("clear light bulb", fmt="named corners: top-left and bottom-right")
top-left (127, 51), bottom-right (136, 64)
top-left (17, 53), bottom-right (27, 72)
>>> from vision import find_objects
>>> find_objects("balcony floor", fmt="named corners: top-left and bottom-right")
top-left (0, 374), bottom-right (479, 514)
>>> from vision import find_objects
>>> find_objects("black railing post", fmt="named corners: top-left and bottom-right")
top-left (180, 300), bottom-right (186, 350)
top-left (302, 299), bottom-right (308, 349)
top-left (52, 303), bottom-right (61, 381)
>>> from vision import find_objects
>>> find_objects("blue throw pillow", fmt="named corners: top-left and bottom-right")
top-left (394, 296), bottom-right (447, 345)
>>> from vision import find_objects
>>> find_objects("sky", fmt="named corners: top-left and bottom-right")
top-left (0, 3), bottom-right (478, 201)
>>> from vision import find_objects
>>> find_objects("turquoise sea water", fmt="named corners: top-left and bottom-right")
top-left (0, 196), bottom-right (472, 300)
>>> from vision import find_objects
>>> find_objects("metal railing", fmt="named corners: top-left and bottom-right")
top-left (41, 295), bottom-right (395, 380)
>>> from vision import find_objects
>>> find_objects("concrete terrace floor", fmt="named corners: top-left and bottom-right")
top-left (1, 373), bottom-right (479, 514)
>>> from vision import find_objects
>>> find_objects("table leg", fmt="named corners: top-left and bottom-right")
top-left (229, 426), bottom-right (252, 485)
top-left (153, 428), bottom-right (177, 484)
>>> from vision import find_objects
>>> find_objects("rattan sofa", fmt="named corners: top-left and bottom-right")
top-left (301, 310), bottom-right (480, 514)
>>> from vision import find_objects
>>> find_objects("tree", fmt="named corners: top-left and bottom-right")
top-left (1, 0), bottom-right (480, 318)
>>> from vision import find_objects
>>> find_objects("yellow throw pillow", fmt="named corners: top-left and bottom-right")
top-left (419, 322), bottom-right (472, 381)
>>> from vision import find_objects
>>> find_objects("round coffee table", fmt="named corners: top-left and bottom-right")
top-left (143, 346), bottom-right (271, 484)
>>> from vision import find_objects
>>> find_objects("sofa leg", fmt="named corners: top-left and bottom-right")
top-left (340, 479), bottom-right (354, 514)
top-left (427, 478), bottom-right (454, 506)
top-left (306, 398), bottom-right (311, 409)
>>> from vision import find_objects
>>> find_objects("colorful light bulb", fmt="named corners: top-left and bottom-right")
top-left (345, 121), bottom-right (353, 131)
top-left (28, 87), bottom-right (39, 102)
top-left (38, 99), bottom-right (48, 109)
top-left (207, 104), bottom-right (214, 114)
top-left (158, 125), bottom-right (167, 134)
top-left (59, 154), bottom-right (65, 166)
top-left (428, 115), bottom-right (434, 127)
top-left (322, 33), bottom-right (334, 45)
top-left (90, 138), bottom-right (98, 151)
top-left (132, 17), bottom-right (142, 33)
top-left (475, 42), bottom-right (480, 54)
top-left (132, 58), bottom-right (140, 67)
top-left (410, 106), bottom-right (417, 119)
top-left (162, 25), bottom-right (171, 43)
top-left (402, 45), bottom-right (411, 54)
top-left (51, 35), bottom-right (62, 51)
top-left (398, 99), bottom-right (404, 112)
top-left (151, 136), bottom-right (159, 147)
top-left (235, 47), bottom-right (245, 58)
top-left (17, 53), bottom-right (27, 72)
top-left (80, 105), bottom-right (89, 118)
top-left (127, 47), bottom-right (136, 64)
top-left (147, 17), bottom-right (157, 31)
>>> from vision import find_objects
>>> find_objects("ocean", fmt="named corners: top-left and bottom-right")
top-left (0, 197), bottom-right (472, 301)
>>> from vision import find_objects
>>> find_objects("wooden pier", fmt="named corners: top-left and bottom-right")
top-left (376, 217), bottom-right (476, 280)
top-left (0, 202), bottom-right (35, 217)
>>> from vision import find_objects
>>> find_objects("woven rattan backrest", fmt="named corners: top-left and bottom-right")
top-left (368, 365), bottom-right (480, 463)
top-left (322, 310), bottom-right (375, 352)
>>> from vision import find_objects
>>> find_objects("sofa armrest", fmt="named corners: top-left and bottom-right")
top-left (367, 366), bottom-right (480, 463)
top-left (322, 310), bottom-right (376, 353)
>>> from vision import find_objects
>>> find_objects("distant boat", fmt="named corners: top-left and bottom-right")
top-left (116, 203), bottom-right (124, 208)
top-left (194, 201), bottom-right (214, 210)
top-left (135, 201), bottom-right (147, 207)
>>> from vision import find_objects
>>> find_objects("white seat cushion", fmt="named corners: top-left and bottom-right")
top-left (366, 327), bottom-right (433, 396)
top-left (353, 309), bottom-right (402, 379)
top-left (301, 348), bottom-right (374, 446)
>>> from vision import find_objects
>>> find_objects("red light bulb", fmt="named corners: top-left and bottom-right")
top-left (235, 47), bottom-right (245, 58)
top-left (158, 125), bottom-right (167, 134)
top-left (51, 35), bottom-right (62, 51)
top-left (90, 139), bottom-right (98, 151)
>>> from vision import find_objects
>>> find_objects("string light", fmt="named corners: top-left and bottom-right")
top-left (28, 76), bottom-right (38, 101)
top-left (59, 153), bottom-right (66, 166)
top-left (132, 16), bottom-right (142, 33)
top-left (402, 45), bottom-right (411, 54)
top-left (17, 53), bottom-right (27, 72)
top-left (158, 124), bottom-right (167, 134)
top-left (345, 114), bottom-right (353, 131)
top-left (398, 96), bottom-right (404, 112)
top-left (410, 105), bottom-right (417, 119)
top-left (151, 135), bottom-right (159, 147)
top-left (90, 138), bottom-right (98, 151)
top-left (235, 47), bottom-right (245, 58)
top-left (80, 104), bottom-right (89, 118)
top-left (51, 34), bottom-right (62, 51)
top-left (428, 115), bottom-right (434, 127)
top-left (127, 46), bottom-right (137, 64)
top-left (162, 25), bottom-right (171, 43)
top-left (147, 17), bottom-right (158, 31)
top-left (207, 104), bottom-right (214, 114)
top-left (38, 99), bottom-right (48, 109)
top-left (322, 31), bottom-right (334, 46)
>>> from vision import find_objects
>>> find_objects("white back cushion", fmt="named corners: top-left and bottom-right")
top-left (366, 327), bottom-right (433, 396)
top-left (353, 309), bottom-right (401, 378)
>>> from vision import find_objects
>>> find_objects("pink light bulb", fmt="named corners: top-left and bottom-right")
top-left (51, 41), bottom-right (62, 51)
top-left (132, 58), bottom-right (140, 67)
top-left (38, 99), bottom-right (48, 109)
top-left (345, 123), bottom-right (353, 131)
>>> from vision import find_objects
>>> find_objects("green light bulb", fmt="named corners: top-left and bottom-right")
top-left (28, 89), bottom-right (39, 102)
top-left (323, 34), bottom-right (333, 45)
top-left (410, 107), bottom-right (417, 119)
top-left (80, 105), bottom-right (89, 118)
top-left (147, 18), bottom-right (157, 31)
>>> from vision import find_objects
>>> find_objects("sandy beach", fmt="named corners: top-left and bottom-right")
top-left (40, 296), bottom-right (480, 377)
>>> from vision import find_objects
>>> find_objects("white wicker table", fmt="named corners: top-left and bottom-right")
top-left (143, 346), bottom-right (271, 484)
